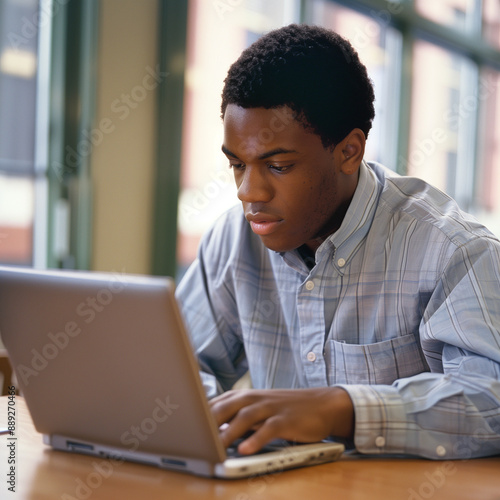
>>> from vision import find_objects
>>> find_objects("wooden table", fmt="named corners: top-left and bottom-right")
top-left (1, 396), bottom-right (500, 500)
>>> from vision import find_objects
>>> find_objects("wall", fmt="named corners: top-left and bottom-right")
top-left (90, 0), bottom-right (158, 274)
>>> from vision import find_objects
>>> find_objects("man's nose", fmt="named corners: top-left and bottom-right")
top-left (236, 166), bottom-right (274, 204)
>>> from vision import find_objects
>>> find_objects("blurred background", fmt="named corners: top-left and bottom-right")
top-left (0, 0), bottom-right (499, 279)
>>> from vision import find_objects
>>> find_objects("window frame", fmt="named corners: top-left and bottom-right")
top-left (319, 0), bottom-right (500, 172)
top-left (151, 0), bottom-right (189, 278)
top-left (45, 0), bottom-right (99, 269)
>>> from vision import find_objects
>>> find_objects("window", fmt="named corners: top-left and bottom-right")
top-left (309, 0), bottom-right (500, 239)
top-left (416, 0), bottom-right (475, 31)
top-left (0, 0), bottom-right (40, 266)
top-left (304, 1), bottom-right (402, 167)
top-left (407, 40), bottom-right (476, 204)
top-left (475, 67), bottom-right (500, 231)
top-left (0, 0), bottom-right (99, 271)
top-left (483, 0), bottom-right (500, 49)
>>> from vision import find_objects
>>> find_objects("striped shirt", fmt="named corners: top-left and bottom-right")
top-left (176, 160), bottom-right (500, 459)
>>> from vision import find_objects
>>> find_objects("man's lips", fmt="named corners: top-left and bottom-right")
top-left (246, 213), bottom-right (284, 236)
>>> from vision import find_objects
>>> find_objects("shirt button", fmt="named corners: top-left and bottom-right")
top-left (436, 445), bottom-right (446, 457)
top-left (337, 258), bottom-right (346, 267)
top-left (305, 280), bottom-right (315, 291)
top-left (375, 436), bottom-right (385, 448)
top-left (306, 352), bottom-right (317, 362)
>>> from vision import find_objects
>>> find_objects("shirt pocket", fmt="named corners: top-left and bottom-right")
top-left (326, 333), bottom-right (429, 385)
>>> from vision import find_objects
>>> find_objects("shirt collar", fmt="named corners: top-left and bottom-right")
top-left (280, 160), bottom-right (383, 274)
top-left (318, 160), bottom-right (382, 266)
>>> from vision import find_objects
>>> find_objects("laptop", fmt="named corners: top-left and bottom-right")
top-left (0, 266), bottom-right (344, 478)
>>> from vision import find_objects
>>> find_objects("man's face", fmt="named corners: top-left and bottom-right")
top-left (222, 104), bottom-right (360, 253)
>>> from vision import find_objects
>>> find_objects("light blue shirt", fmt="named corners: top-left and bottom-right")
top-left (176, 160), bottom-right (500, 459)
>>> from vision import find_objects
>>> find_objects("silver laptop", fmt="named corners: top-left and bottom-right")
top-left (0, 266), bottom-right (344, 478)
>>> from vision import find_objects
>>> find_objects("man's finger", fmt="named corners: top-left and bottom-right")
top-left (210, 389), bottom-right (257, 426)
top-left (217, 403), bottom-right (269, 448)
top-left (236, 416), bottom-right (285, 455)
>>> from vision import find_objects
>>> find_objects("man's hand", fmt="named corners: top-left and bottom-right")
top-left (209, 387), bottom-right (354, 455)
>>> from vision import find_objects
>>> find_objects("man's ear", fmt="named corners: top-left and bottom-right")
top-left (338, 128), bottom-right (366, 175)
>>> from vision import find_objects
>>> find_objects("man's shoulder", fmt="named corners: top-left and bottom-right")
top-left (369, 162), bottom-right (496, 246)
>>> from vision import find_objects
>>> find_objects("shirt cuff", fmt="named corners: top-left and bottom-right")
top-left (337, 383), bottom-right (411, 455)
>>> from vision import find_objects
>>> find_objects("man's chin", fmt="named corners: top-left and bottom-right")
top-left (257, 235), bottom-right (297, 254)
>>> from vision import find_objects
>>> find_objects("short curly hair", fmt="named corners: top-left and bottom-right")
top-left (221, 24), bottom-right (375, 148)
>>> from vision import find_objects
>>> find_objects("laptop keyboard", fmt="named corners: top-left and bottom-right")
top-left (226, 436), bottom-right (295, 458)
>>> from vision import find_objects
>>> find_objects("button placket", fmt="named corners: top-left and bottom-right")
top-left (297, 272), bottom-right (327, 386)
top-left (303, 280), bottom-right (318, 365)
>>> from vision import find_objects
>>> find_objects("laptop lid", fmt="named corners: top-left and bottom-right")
top-left (0, 266), bottom-right (227, 473)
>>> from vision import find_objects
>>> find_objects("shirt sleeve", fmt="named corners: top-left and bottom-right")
top-left (339, 235), bottom-right (500, 459)
top-left (175, 223), bottom-right (248, 399)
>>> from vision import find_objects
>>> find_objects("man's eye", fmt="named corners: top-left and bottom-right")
top-left (269, 164), bottom-right (293, 173)
top-left (229, 163), bottom-right (245, 170)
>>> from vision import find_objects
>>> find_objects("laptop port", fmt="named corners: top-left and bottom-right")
top-left (66, 440), bottom-right (94, 452)
top-left (161, 457), bottom-right (187, 468)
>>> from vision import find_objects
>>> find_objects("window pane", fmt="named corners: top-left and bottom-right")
top-left (177, 0), bottom-right (300, 272)
top-left (416, 0), bottom-right (476, 32)
top-left (475, 68), bottom-right (500, 237)
top-left (0, 0), bottom-right (38, 171)
top-left (0, 175), bottom-right (33, 264)
top-left (483, 0), bottom-right (500, 49)
top-left (407, 40), bottom-right (477, 209)
top-left (307, 0), bottom-right (401, 168)
top-left (0, 0), bottom-right (38, 265)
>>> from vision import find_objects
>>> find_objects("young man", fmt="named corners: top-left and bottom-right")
top-left (176, 24), bottom-right (500, 459)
